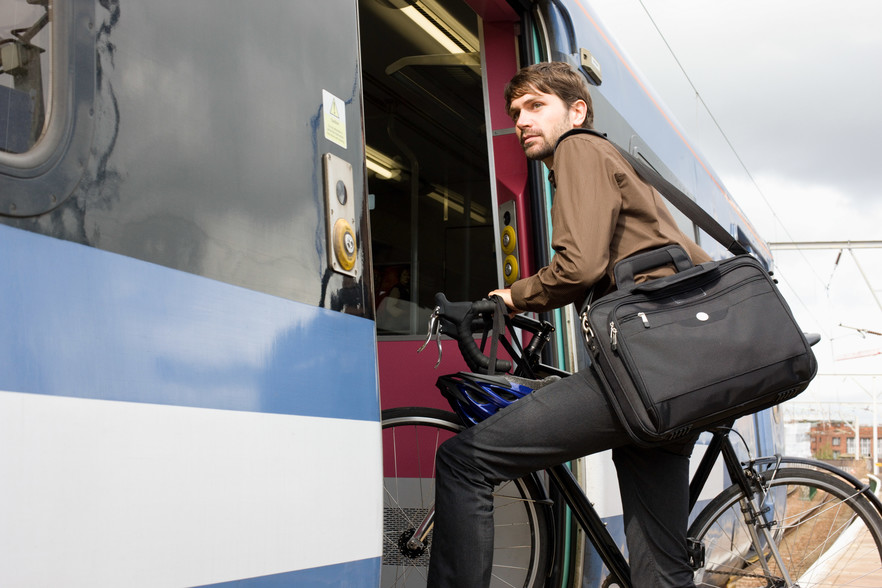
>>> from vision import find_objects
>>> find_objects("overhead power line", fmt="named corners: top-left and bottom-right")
top-left (635, 0), bottom-right (798, 246)
top-left (633, 0), bottom-right (840, 335)
top-left (768, 242), bottom-right (881, 315)
top-left (768, 241), bottom-right (882, 250)
top-left (634, 2), bottom-right (881, 337)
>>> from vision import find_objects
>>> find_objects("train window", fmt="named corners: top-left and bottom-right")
top-left (362, 0), bottom-right (495, 336)
top-left (0, 0), bottom-right (51, 154)
top-left (1, 0), bottom-right (93, 218)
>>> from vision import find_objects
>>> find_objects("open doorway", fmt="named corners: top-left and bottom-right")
top-left (360, 0), bottom-right (497, 337)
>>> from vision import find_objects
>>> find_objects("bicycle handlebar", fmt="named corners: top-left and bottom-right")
top-left (434, 293), bottom-right (513, 374)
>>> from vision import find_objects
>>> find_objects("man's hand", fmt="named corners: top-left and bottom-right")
top-left (488, 289), bottom-right (521, 315)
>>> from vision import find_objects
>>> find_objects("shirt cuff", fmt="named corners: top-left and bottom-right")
top-left (510, 277), bottom-right (546, 312)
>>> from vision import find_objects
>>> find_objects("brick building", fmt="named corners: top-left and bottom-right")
top-left (810, 421), bottom-right (882, 459)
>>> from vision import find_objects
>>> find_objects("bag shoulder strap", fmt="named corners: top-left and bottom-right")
top-left (558, 128), bottom-right (750, 257)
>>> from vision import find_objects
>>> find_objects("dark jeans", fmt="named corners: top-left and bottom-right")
top-left (426, 368), bottom-right (697, 588)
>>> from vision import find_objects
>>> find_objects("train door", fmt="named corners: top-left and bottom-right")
top-left (361, 0), bottom-right (529, 412)
top-left (360, 1), bottom-right (560, 585)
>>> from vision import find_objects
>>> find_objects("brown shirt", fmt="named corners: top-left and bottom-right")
top-left (510, 131), bottom-right (711, 312)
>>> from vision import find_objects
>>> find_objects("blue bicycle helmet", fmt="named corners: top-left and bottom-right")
top-left (436, 372), bottom-right (559, 426)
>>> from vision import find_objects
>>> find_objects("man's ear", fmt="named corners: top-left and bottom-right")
top-left (569, 99), bottom-right (588, 128)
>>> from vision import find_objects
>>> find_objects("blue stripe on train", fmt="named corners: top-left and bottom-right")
top-left (0, 225), bottom-right (379, 422)
top-left (199, 557), bottom-right (380, 587)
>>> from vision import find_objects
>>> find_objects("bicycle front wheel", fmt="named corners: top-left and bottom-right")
top-left (690, 466), bottom-right (882, 587)
top-left (381, 407), bottom-right (551, 588)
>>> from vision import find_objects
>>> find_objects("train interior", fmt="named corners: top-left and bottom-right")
top-left (360, 0), bottom-right (499, 337)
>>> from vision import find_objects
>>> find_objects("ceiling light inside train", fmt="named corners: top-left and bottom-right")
top-left (426, 186), bottom-right (487, 224)
top-left (366, 146), bottom-right (403, 181)
top-left (398, 1), bottom-right (478, 54)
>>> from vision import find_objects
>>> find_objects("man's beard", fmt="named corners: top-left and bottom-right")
top-left (521, 118), bottom-right (573, 161)
top-left (522, 137), bottom-right (555, 161)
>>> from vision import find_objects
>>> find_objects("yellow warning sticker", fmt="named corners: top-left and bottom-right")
top-left (323, 90), bottom-right (347, 149)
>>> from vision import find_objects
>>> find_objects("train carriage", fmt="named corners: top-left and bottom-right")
top-left (0, 1), bottom-right (774, 586)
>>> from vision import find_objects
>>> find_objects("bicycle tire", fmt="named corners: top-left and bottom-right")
top-left (381, 407), bottom-right (551, 588)
top-left (689, 466), bottom-right (882, 587)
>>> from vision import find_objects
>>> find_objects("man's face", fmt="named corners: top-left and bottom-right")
top-left (509, 89), bottom-right (582, 165)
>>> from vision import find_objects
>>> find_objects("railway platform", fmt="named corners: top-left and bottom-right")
top-left (797, 517), bottom-right (882, 586)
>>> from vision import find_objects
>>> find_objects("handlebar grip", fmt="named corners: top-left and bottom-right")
top-left (434, 293), bottom-right (512, 373)
top-left (468, 299), bottom-right (499, 314)
top-left (456, 317), bottom-right (512, 373)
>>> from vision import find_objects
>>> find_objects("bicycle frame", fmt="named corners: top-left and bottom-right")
top-left (545, 463), bottom-right (632, 586)
top-left (546, 426), bottom-right (882, 588)
top-left (391, 420), bottom-right (750, 587)
top-left (413, 298), bottom-right (881, 588)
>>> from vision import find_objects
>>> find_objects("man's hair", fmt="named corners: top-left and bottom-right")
top-left (504, 62), bottom-right (594, 129)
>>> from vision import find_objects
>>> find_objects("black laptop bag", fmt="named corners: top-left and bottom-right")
top-left (581, 245), bottom-right (817, 446)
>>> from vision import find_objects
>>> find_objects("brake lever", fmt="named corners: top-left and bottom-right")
top-left (416, 306), bottom-right (443, 368)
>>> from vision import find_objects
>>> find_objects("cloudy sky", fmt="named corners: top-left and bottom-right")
top-left (590, 0), bottom-right (882, 418)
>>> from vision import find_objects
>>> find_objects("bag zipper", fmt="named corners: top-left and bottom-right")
top-left (614, 272), bottom-right (768, 338)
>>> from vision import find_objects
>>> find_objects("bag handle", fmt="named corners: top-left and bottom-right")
top-left (630, 261), bottom-right (719, 293)
top-left (559, 129), bottom-right (751, 257)
top-left (613, 244), bottom-right (694, 291)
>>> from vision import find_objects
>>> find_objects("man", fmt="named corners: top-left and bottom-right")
top-left (426, 61), bottom-right (709, 587)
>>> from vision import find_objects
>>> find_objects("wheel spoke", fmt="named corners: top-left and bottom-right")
top-left (381, 408), bottom-right (550, 587)
top-left (691, 468), bottom-right (882, 587)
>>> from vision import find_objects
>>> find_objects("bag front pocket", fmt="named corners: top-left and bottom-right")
top-left (612, 272), bottom-right (808, 428)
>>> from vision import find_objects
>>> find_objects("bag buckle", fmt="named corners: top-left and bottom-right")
top-left (580, 310), bottom-right (597, 353)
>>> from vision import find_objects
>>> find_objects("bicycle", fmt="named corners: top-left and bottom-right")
top-left (381, 294), bottom-right (882, 588)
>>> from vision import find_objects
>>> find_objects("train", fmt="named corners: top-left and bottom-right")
top-left (0, 0), bottom-right (775, 586)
